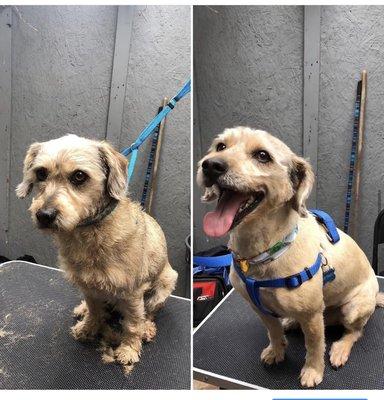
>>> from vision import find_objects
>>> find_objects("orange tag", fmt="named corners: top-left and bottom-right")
top-left (239, 260), bottom-right (249, 273)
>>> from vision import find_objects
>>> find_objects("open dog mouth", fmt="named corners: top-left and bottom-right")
top-left (203, 187), bottom-right (265, 237)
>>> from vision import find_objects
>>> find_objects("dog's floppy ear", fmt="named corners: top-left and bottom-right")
top-left (290, 156), bottom-right (314, 216)
top-left (16, 142), bottom-right (41, 198)
top-left (98, 142), bottom-right (128, 201)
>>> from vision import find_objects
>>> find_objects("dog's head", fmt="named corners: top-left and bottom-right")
top-left (197, 127), bottom-right (314, 237)
top-left (16, 134), bottom-right (128, 232)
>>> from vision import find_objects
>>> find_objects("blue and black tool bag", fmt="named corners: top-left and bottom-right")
top-left (193, 246), bottom-right (233, 327)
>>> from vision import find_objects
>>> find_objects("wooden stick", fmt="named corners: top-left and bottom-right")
top-left (148, 97), bottom-right (168, 215)
top-left (351, 70), bottom-right (367, 238)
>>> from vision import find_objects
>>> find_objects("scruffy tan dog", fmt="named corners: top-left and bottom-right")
top-left (197, 126), bottom-right (384, 388)
top-left (16, 134), bottom-right (178, 373)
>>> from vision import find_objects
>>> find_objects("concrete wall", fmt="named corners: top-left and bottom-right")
top-left (318, 5), bottom-right (384, 263)
top-left (121, 6), bottom-right (191, 296)
top-left (193, 5), bottom-right (304, 250)
top-left (8, 5), bottom-right (116, 269)
top-left (194, 5), bottom-right (384, 267)
top-left (0, 5), bottom-right (190, 296)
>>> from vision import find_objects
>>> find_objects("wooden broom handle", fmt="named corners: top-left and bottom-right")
top-left (148, 97), bottom-right (168, 215)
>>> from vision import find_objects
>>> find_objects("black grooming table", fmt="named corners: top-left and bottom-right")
top-left (0, 261), bottom-right (190, 389)
top-left (194, 278), bottom-right (384, 389)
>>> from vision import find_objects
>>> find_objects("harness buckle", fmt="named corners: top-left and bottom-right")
top-left (323, 266), bottom-right (336, 285)
top-left (168, 99), bottom-right (176, 109)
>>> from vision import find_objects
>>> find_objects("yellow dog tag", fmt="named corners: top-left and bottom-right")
top-left (239, 260), bottom-right (249, 273)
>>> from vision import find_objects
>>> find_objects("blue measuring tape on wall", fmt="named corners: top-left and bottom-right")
top-left (344, 79), bottom-right (362, 233)
top-left (121, 79), bottom-right (191, 182)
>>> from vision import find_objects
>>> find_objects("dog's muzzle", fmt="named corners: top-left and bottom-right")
top-left (36, 208), bottom-right (58, 228)
top-left (202, 157), bottom-right (228, 187)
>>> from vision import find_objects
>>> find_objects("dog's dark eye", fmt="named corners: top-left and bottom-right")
top-left (253, 150), bottom-right (272, 163)
top-left (35, 168), bottom-right (48, 182)
top-left (70, 170), bottom-right (88, 186)
top-left (216, 143), bottom-right (226, 152)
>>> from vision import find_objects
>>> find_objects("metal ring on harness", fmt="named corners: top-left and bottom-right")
top-left (320, 253), bottom-right (328, 266)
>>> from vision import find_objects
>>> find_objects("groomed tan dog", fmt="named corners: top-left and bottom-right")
top-left (197, 126), bottom-right (384, 388)
top-left (16, 134), bottom-right (178, 373)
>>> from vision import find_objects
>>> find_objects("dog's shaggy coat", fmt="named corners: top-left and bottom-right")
top-left (17, 134), bottom-right (178, 373)
top-left (197, 127), bottom-right (383, 388)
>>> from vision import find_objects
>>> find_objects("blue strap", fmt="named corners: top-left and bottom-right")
top-left (121, 79), bottom-right (191, 182)
top-left (127, 148), bottom-right (138, 182)
top-left (193, 254), bottom-right (233, 286)
top-left (193, 254), bottom-right (233, 268)
top-left (233, 253), bottom-right (323, 317)
top-left (310, 209), bottom-right (340, 244)
top-left (193, 265), bottom-right (231, 286)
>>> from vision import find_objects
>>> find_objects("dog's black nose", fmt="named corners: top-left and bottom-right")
top-left (36, 208), bottom-right (58, 227)
top-left (202, 158), bottom-right (228, 182)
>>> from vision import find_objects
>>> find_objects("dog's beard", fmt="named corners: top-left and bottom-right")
top-left (203, 188), bottom-right (265, 237)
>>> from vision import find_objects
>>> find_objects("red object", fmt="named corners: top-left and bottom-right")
top-left (193, 280), bottom-right (217, 299)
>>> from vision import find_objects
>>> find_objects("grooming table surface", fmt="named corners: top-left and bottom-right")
top-left (194, 278), bottom-right (384, 390)
top-left (0, 261), bottom-right (190, 389)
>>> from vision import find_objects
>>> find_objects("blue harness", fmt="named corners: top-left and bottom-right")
top-left (232, 209), bottom-right (339, 318)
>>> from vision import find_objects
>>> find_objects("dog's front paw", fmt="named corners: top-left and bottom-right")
top-left (142, 320), bottom-right (157, 342)
top-left (100, 345), bottom-right (116, 364)
top-left (70, 319), bottom-right (98, 342)
top-left (300, 366), bottom-right (323, 388)
top-left (329, 340), bottom-right (350, 369)
top-left (73, 300), bottom-right (88, 319)
top-left (261, 344), bottom-right (285, 365)
top-left (114, 343), bottom-right (141, 373)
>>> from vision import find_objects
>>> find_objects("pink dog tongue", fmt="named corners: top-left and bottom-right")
top-left (203, 191), bottom-right (247, 237)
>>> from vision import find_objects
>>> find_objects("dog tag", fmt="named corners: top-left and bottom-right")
top-left (239, 260), bottom-right (249, 273)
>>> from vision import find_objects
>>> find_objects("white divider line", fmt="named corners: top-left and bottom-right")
top-left (193, 367), bottom-right (267, 390)
top-left (193, 288), bottom-right (234, 334)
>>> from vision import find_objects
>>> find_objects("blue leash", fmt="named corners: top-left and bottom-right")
top-left (121, 79), bottom-right (191, 182)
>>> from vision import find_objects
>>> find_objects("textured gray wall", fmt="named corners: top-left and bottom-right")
top-left (1, 6), bottom-right (190, 296)
top-left (194, 5), bottom-right (384, 267)
top-left (193, 5), bottom-right (304, 251)
top-left (121, 6), bottom-right (191, 296)
top-left (8, 5), bottom-right (116, 265)
top-left (318, 5), bottom-right (384, 262)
